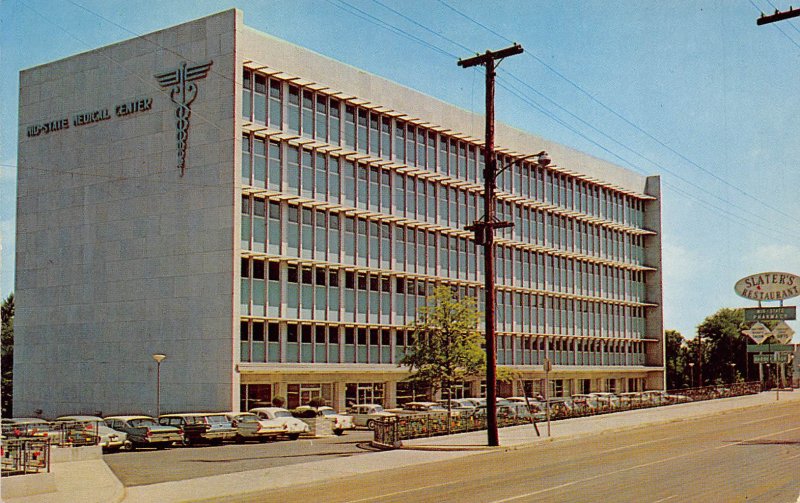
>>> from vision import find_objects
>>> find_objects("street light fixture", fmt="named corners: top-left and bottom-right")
top-left (688, 362), bottom-right (695, 388)
top-left (152, 353), bottom-right (167, 416)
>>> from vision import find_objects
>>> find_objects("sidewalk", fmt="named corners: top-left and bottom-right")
top-left (3, 391), bottom-right (798, 503)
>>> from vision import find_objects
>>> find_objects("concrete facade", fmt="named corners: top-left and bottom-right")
top-left (15, 9), bottom-right (664, 417)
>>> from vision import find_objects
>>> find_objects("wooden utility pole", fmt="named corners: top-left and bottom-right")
top-left (458, 43), bottom-right (523, 447)
top-left (757, 6), bottom-right (800, 25)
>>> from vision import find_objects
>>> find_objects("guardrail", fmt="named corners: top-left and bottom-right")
top-left (373, 381), bottom-right (763, 447)
top-left (1, 438), bottom-right (51, 477)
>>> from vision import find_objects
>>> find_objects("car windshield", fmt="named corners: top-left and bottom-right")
top-left (273, 411), bottom-right (293, 418)
top-left (372, 406), bottom-right (384, 413)
top-left (129, 419), bottom-right (157, 427)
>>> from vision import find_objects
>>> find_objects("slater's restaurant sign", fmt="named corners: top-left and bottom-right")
top-left (734, 272), bottom-right (800, 301)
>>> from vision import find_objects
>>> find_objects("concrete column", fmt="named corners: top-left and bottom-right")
top-left (331, 382), bottom-right (344, 412)
top-left (385, 380), bottom-right (397, 408)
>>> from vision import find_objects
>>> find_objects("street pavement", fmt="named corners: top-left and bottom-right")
top-left (2, 391), bottom-right (799, 503)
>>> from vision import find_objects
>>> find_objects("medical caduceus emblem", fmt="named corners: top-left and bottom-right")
top-left (155, 60), bottom-right (213, 176)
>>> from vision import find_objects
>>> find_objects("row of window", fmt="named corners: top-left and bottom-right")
top-left (239, 320), bottom-right (647, 366)
top-left (242, 72), bottom-right (647, 228)
top-left (240, 260), bottom-right (648, 338)
top-left (242, 136), bottom-right (648, 264)
top-left (241, 200), bottom-right (648, 300)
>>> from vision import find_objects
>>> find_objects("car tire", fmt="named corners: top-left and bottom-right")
top-left (235, 435), bottom-right (245, 444)
top-left (288, 433), bottom-right (300, 440)
top-left (258, 436), bottom-right (269, 443)
top-left (366, 420), bottom-right (376, 430)
top-left (211, 439), bottom-right (224, 446)
top-left (182, 437), bottom-right (193, 447)
top-left (333, 429), bottom-right (344, 436)
top-left (123, 440), bottom-right (135, 452)
top-left (156, 444), bottom-right (167, 450)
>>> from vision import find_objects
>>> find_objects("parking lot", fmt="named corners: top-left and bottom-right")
top-left (104, 430), bottom-right (377, 486)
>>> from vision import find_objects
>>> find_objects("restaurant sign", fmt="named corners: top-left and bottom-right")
top-left (734, 272), bottom-right (800, 301)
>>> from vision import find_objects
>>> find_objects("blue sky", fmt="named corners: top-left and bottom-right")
top-left (1, 0), bottom-right (798, 342)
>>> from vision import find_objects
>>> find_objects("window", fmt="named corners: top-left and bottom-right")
top-left (253, 74), bottom-right (266, 124)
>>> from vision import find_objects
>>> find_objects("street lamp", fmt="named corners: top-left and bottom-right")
top-left (688, 362), bottom-right (695, 388)
top-left (729, 362), bottom-right (737, 384)
top-left (152, 353), bottom-right (167, 416)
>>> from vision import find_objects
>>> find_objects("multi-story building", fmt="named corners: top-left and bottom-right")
top-left (15, 9), bottom-right (663, 417)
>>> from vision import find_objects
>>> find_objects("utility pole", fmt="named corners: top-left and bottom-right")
top-left (458, 43), bottom-right (523, 447)
top-left (757, 6), bottom-right (800, 25)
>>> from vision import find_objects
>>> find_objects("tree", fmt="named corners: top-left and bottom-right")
top-left (400, 286), bottom-right (484, 407)
top-left (665, 329), bottom-right (689, 389)
top-left (2, 293), bottom-right (14, 417)
top-left (696, 308), bottom-right (748, 385)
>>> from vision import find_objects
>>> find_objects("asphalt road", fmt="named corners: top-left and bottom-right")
top-left (104, 430), bottom-right (377, 486)
top-left (234, 401), bottom-right (800, 503)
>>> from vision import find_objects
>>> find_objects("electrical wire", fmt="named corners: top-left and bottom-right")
top-left (438, 0), bottom-right (798, 224)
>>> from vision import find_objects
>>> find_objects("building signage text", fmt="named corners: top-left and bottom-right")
top-left (734, 272), bottom-right (800, 301)
top-left (25, 96), bottom-right (153, 138)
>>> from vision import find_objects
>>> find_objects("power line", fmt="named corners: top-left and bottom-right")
top-left (438, 0), bottom-right (798, 224)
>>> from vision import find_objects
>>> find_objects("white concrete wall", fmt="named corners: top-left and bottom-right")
top-left (14, 10), bottom-right (238, 417)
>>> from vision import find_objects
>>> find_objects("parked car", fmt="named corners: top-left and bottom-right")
top-left (437, 399), bottom-right (477, 416)
top-left (157, 413), bottom-right (235, 446)
top-left (589, 392), bottom-right (621, 408)
top-left (1, 418), bottom-right (55, 439)
top-left (394, 402), bottom-right (448, 416)
top-left (54, 415), bottom-right (126, 451)
top-left (224, 412), bottom-right (285, 443)
top-left (347, 403), bottom-right (396, 430)
top-left (294, 406), bottom-right (354, 435)
top-left (103, 416), bottom-right (183, 451)
top-left (618, 392), bottom-right (647, 408)
top-left (248, 407), bottom-right (310, 440)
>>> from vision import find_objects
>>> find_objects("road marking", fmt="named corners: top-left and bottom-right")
top-left (713, 426), bottom-right (800, 450)
top-left (604, 436), bottom-right (677, 453)
top-left (489, 425), bottom-right (800, 503)
top-left (651, 496), bottom-right (677, 503)
top-left (741, 413), bottom-right (793, 425)
top-left (344, 481), bottom-right (456, 503)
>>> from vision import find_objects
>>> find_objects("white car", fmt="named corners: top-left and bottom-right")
top-left (248, 407), bottom-right (310, 440)
top-left (54, 415), bottom-right (127, 452)
top-left (347, 404), bottom-right (396, 430)
top-left (294, 406), bottom-right (354, 435)
top-left (224, 412), bottom-right (285, 442)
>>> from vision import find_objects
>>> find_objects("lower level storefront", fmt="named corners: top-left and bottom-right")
top-left (237, 363), bottom-right (661, 411)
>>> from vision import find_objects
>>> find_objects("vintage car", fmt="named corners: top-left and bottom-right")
top-left (347, 403), bottom-right (396, 430)
top-left (1, 418), bottom-right (55, 439)
top-left (224, 412), bottom-right (285, 442)
top-left (54, 415), bottom-right (126, 451)
top-left (104, 415), bottom-right (183, 450)
top-left (293, 406), bottom-right (354, 435)
top-left (248, 407), bottom-right (310, 440)
top-left (157, 413), bottom-right (236, 446)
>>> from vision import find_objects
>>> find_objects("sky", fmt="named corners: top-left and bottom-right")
top-left (1, 0), bottom-right (798, 342)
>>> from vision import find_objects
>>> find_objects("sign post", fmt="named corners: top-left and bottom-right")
top-left (736, 272), bottom-right (799, 401)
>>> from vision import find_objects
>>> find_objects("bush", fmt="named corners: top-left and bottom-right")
top-left (307, 396), bottom-right (326, 408)
top-left (293, 408), bottom-right (318, 418)
top-left (271, 396), bottom-right (286, 408)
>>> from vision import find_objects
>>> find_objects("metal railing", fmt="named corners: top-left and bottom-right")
top-left (1, 438), bottom-right (51, 477)
top-left (373, 381), bottom-right (763, 447)
top-left (1, 421), bottom-right (100, 448)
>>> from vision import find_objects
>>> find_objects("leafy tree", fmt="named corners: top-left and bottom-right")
top-left (2, 293), bottom-right (14, 417)
top-left (665, 329), bottom-right (689, 389)
top-left (695, 308), bottom-right (748, 385)
top-left (400, 286), bottom-right (484, 407)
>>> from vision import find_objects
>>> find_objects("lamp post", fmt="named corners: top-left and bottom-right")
top-left (688, 362), bottom-right (695, 388)
top-left (729, 362), bottom-right (736, 384)
top-left (152, 353), bottom-right (167, 416)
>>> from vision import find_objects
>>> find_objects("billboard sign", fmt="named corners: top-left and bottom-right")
top-left (743, 322), bottom-right (771, 344)
top-left (743, 306), bottom-right (796, 322)
top-left (734, 272), bottom-right (800, 301)
top-left (770, 321), bottom-right (795, 344)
